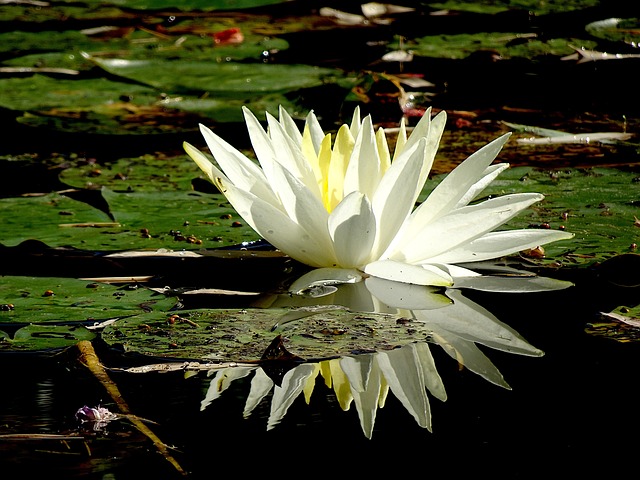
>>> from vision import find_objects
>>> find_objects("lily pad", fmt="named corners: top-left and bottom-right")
top-left (59, 154), bottom-right (202, 192)
top-left (586, 306), bottom-right (640, 343)
top-left (87, 56), bottom-right (345, 95)
top-left (0, 324), bottom-right (96, 353)
top-left (0, 275), bottom-right (178, 325)
top-left (0, 189), bottom-right (259, 250)
top-left (469, 166), bottom-right (640, 265)
top-left (101, 306), bottom-right (436, 362)
top-left (101, 188), bottom-right (260, 248)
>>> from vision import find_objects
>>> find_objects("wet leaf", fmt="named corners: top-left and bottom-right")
top-left (0, 324), bottom-right (96, 352)
top-left (0, 275), bottom-right (177, 325)
top-left (468, 166), bottom-right (640, 266)
top-left (101, 307), bottom-right (436, 362)
top-left (586, 305), bottom-right (640, 343)
top-left (87, 56), bottom-right (345, 95)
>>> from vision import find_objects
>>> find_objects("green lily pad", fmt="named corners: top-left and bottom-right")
top-left (479, 166), bottom-right (640, 265)
top-left (0, 324), bottom-right (96, 352)
top-left (0, 75), bottom-right (160, 112)
top-left (96, 0), bottom-right (293, 11)
top-left (585, 305), bottom-right (640, 343)
top-left (0, 189), bottom-right (259, 250)
top-left (59, 154), bottom-right (202, 192)
top-left (87, 56), bottom-right (344, 95)
top-left (0, 275), bottom-right (178, 325)
top-left (0, 192), bottom-right (113, 248)
top-left (101, 188), bottom-right (259, 249)
top-left (402, 33), bottom-right (596, 60)
top-left (101, 306), bottom-right (437, 362)
top-left (427, 0), bottom-right (600, 15)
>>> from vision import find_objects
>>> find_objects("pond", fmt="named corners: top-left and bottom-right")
top-left (1, 0), bottom-right (640, 478)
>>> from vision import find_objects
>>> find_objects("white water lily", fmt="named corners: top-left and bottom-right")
top-left (184, 106), bottom-right (573, 287)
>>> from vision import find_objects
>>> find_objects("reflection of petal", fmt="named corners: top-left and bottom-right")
top-left (414, 289), bottom-right (543, 357)
top-left (287, 267), bottom-right (363, 294)
top-left (201, 366), bottom-right (256, 411)
top-left (267, 364), bottom-right (317, 430)
top-left (243, 368), bottom-right (274, 418)
top-left (364, 259), bottom-right (453, 286)
top-left (453, 273), bottom-right (573, 292)
top-left (376, 344), bottom-right (432, 430)
top-left (430, 328), bottom-right (511, 389)
top-left (341, 355), bottom-right (384, 439)
top-left (414, 342), bottom-right (447, 402)
top-left (364, 276), bottom-right (452, 310)
top-left (325, 359), bottom-right (353, 411)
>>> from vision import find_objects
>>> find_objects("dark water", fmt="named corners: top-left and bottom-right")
top-left (1, 271), bottom-right (638, 478)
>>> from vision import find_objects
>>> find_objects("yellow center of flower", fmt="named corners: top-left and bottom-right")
top-left (302, 121), bottom-right (394, 213)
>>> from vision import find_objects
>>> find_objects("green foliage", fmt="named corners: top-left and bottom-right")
top-left (481, 167), bottom-right (640, 265)
top-left (0, 276), bottom-right (178, 325)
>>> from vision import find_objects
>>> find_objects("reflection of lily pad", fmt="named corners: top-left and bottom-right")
top-left (586, 307), bottom-right (640, 343)
top-left (101, 307), bottom-right (437, 362)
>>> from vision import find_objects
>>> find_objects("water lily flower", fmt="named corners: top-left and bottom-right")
top-left (184, 106), bottom-right (573, 287)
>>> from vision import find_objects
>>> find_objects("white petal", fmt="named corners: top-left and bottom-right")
top-left (278, 105), bottom-right (303, 146)
top-left (329, 191), bottom-right (376, 267)
top-left (219, 178), bottom-right (336, 266)
top-left (410, 133), bottom-right (511, 227)
top-left (394, 193), bottom-right (544, 264)
top-left (453, 274), bottom-right (574, 292)
top-left (414, 343), bottom-right (447, 402)
top-left (426, 229), bottom-right (575, 264)
top-left (267, 364), bottom-right (317, 430)
top-left (183, 141), bottom-right (225, 184)
top-left (402, 108), bottom-right (445, 184)
top-left (304, 110), bottom-right (325, 155)
top-left (343, 115), bottom-right (381, 200)
top-left (349, 106), bottom-right (361, 139)
top-left (372, 138), bottom-right (426, 258)
top-left (364, 260), bottom-right (453, 286)
top-left (243, 368), bottom-right (274, 417)
top-left (197, 124), bottom-right (279, 202)
top-left (430, 328), bottom-right (512, 389)
top-left (340, 355), bottom-right (382, 439)
top-left (418, 288), bottom-right (544, 357)
top-left (269, 162), bottom-right (332, 242)
top-left (201, 367), bottom-right (255, 411)
top-left (184, 140), bottom-right (280, 207)
top-left (266, 113), bottom-right (321, 196)
top-left (242, 107), bottom-right (281, 184)
top-left (455, 163), bottom-right (510, 208)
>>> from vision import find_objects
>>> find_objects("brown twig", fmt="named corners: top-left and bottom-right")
top-left (76, 340), bottom-right (188, 476)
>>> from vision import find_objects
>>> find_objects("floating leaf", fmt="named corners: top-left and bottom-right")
top-left (0, 324), bottom-right (96, 352)
top-left (101, 307), bottom-right (436, 362)
top-left (86, 56), bottom-right (345, 95)
top-left (0, 275), bottom-right (178, 325)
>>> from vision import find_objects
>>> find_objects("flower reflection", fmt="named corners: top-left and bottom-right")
top-left (200, 271), bottom-right (571, 438)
